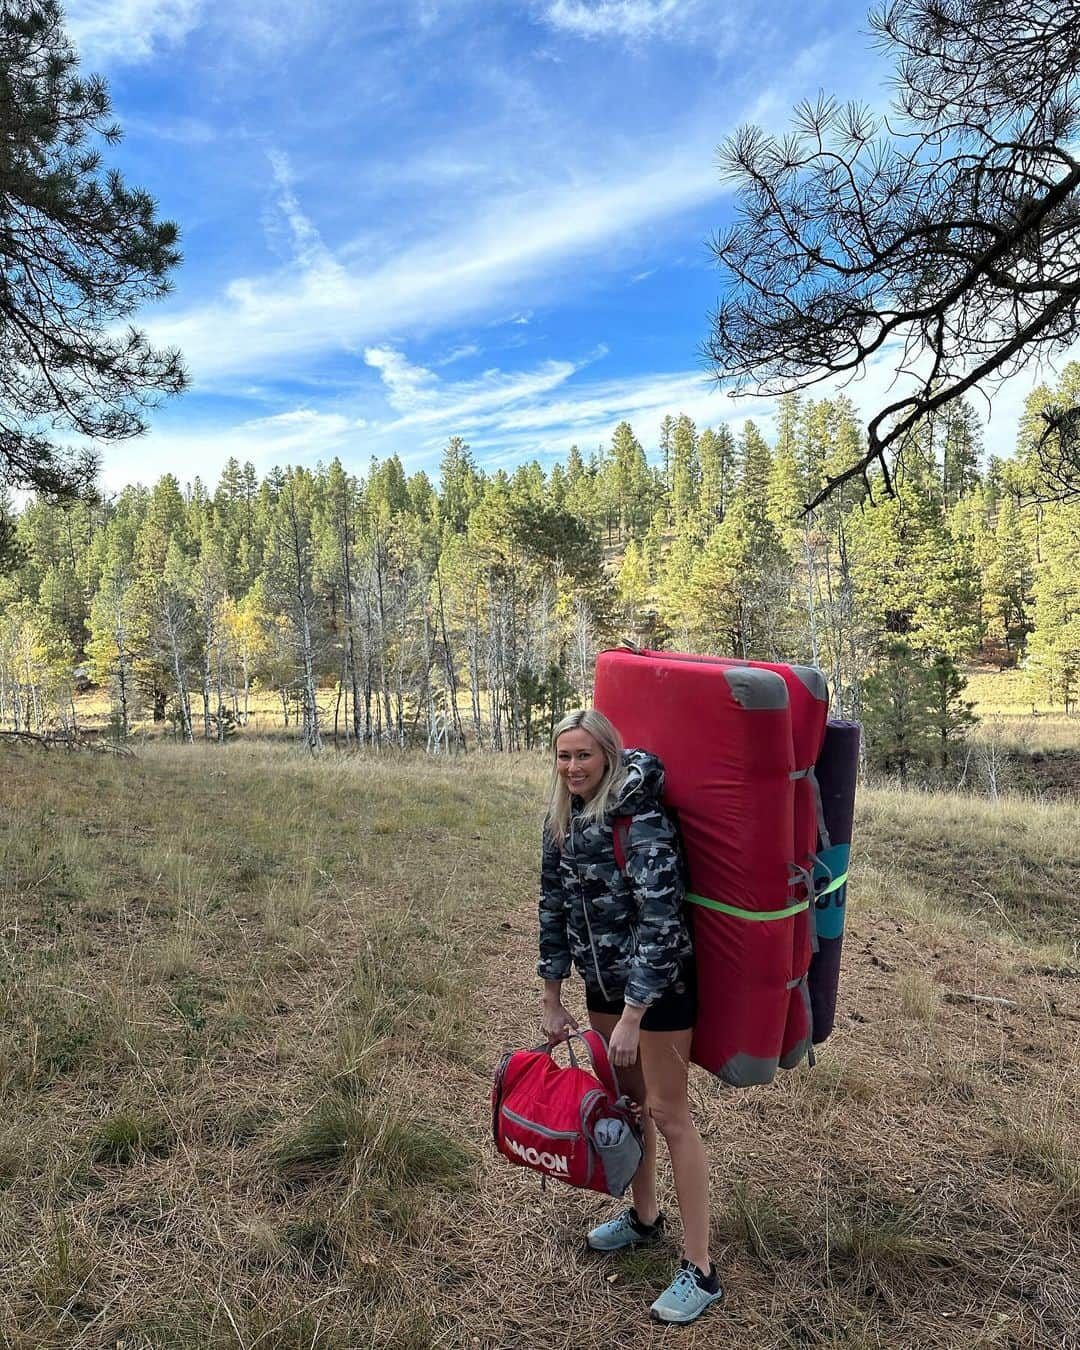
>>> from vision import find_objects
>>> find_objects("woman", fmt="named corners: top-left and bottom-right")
top-left (537, 708), bottom-right (722, 1326)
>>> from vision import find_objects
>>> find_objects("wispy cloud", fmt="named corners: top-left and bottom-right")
top-left (105, 353), bottom-right (733, 489)
top-left (107, 326), bottom-right (1078, 493)
top-left (66, 0), bottom-right (205, 65)
top-left (148, 143), bottom-right (724, 385)
top-left (541, 0), bottom-right (708, 42)
top-left (437, 344), bottom-right (480, 366)
top-left (365, 345), bottom-right (587, 434)
top-left (265, 150), bottom-right (343, 275)
top-left (363, 347), bottom-right (441, 411)
top-left (99, 408), bottom-right (364, 492)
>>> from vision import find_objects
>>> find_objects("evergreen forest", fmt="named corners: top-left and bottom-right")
top-left (2, 368), bottom-right (1078, 777)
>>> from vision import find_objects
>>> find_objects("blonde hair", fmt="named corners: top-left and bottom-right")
top-left (547, 708), bottom-right (627, 847)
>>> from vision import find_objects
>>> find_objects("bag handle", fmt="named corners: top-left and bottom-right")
top-left (534, 1029), bottom-right (621, 1098)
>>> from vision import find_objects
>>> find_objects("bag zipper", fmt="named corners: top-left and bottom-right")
top-left (579, 1088), bottom-right (605, 1140)
top-left (500, 1105), bottom-right (580, 1140)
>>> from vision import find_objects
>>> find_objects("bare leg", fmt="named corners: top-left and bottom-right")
top-left (587, 1009), bottom-right (659, 1225)
top-left (639, 1027), bottom-right (711, 1272)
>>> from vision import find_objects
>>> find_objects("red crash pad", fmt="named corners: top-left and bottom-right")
top-left (594, 646), bottom-right (827, 1085)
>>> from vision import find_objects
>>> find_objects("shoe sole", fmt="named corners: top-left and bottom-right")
top-left (585, 1233), bottom-right (659, 1253)
top-left (649, 1290), bottom-right (724, 1324)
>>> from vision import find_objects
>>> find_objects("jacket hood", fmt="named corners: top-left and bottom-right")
top-left (613, 748), bottom-right (665, 812)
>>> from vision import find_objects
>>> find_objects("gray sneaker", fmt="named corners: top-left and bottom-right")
top-left (586, 1207), bottom-right (665, 1252)
top-left (649, 1260), bottom-right (724, 1324)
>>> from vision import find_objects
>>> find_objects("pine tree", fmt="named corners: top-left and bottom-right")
top-left (669, 414), bottom-right (700, 529)
top-left (861, 641), bottom-right (937, 782)
top-left (265, 470), bottom-right (323, 751)
top-left (547, 462), bottom-right (567, 510)
top-left (615, 539), bottom-right (649, 634)
top-left (0, 1), bottom-right (185, 503)
top-left (737, 421), bottom-right (772, 507)
top-left (658, 414), bottom-right (675, 486)
top-left (86, 560), bottom-right (136, 738)
top-left (1027, 500), bottom-right (1080, 711)
top-left (697, 425), bottom-right (735, 532)
top-left (609, 421), bottom-right (651, 539)
top-left (767, 394), bottom-right (804, 552)
top-left (926, 653), bottom-right (977, 769)
top-left (439, 436), bottom-right (480, 534)
top-left (938, 397), bottom-right (982, 506)
top-left (983, 497), bottom-right (1034, 660)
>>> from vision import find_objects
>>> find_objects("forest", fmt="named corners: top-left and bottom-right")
top-left (1, 366), bottom-right (1078, 777)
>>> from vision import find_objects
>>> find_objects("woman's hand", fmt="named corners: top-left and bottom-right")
top-left (541, 1000), bottom-right (579, 1046)
top-left (608, 1010), bottom-right (643, 1069)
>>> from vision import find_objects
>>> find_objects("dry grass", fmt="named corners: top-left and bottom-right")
top-left (854, 784), bottom-right (1080, 948)
top-left (964, 667), bottom-right (1059, 718)
top-left (1, 741), bottom-right (1077, 1348)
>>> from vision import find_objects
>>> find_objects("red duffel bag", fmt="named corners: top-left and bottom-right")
top-left (492, 1029), bottom-right (643, 1195)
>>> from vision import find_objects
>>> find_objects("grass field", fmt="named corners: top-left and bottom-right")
top-left (1, 742), bottom-right (1077, 1348)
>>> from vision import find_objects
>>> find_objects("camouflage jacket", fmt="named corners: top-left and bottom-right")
top-left (537, 749), bottom-right (693, 1007)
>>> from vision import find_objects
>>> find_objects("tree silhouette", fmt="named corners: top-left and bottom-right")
top-left (706, 0), bottom-right (1080, 506)
top-left (0, 1), bottom-right (185, 501)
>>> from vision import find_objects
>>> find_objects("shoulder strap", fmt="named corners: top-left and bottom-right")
top-left (612, 814), bottom-right (632, 873)
top-left (574, 1028), bottom-right (621, 1099)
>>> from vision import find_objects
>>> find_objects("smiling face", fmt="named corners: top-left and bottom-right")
top-left (555, 727), bottom-right (607, 802)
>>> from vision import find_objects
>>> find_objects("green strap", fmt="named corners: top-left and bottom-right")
top-left (686, 892), bottom-right (810, 922)
top-left (816, 869), bottom-right (848, 899)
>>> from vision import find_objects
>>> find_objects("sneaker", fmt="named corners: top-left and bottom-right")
top-left (586, 1207), bottom-right (665, 1252)
top-left (649, 1259), bottom-right (724, 1324)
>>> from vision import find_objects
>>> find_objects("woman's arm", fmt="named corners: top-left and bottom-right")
top-left (537, 826), bottom-right (577, 1042)
top-left (537, 825), bottom-right (571, 982)
top-left (620, 803), bottom-right (686, 1008)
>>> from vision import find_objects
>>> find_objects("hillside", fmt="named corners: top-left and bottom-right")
top-left (0, 744), bottom-right (1077, 1349)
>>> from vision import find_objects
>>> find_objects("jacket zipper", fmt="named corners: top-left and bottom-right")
top-left (571, 813), bottom-right (612, 1001)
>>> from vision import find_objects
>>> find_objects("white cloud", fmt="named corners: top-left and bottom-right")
top-left (370, 353), bottom-right (586, 433)
top-left (542, 0), bottom-right (704, 41)
top-left (363, 347), bottom-right (441, 410)
top-left (104, 330), bottom-right (1080, 494)
top-left (266, 150), bottom-right (343, 276)
top-left (102, 354), bottom-right (730, 490)
top-left (98, 408), bottom-right (361, 492)
top-left (65, 0), bottom-right (205, 65)
top-left (147, 143), bottom-right (724, 386)
top-left (437, 344), bottom-right (480, 366)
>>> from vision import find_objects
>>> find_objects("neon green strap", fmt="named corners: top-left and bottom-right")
top-left (816, 869), bottom-right (848, 898)
top-left (686, 892), bottom-right (810, 922)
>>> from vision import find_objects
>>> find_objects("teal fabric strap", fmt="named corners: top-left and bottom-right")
top-left (686, 892), bottom-right (810, 922)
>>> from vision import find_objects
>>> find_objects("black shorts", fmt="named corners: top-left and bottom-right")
top-left (585, 965), bottom-right (697, 1033)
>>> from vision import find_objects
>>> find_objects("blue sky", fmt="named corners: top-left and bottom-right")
top-left (63, 0), bottom-right (1067, 492)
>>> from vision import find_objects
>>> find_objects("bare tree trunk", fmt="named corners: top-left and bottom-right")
top-left (372, 527), bottom-right (394, 741)
top-left (201, 634), bottom-right (213, 741)
top-left (283, 487), bottom-right (322, 753)
top-left (216, 632), bottom-right (227, 742)
top-left (434, 560), bottom-right (466, 750)
top-left (574, 597), bottom-right (592, 701)
top-left (804, 516), bottom-right (821, 668)
top-left (167, 619), bottom-right (193, 744)
top-left (113, 609), bottom-right (131, 740)
top-left (336, 475), bottom-right (363, 747)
